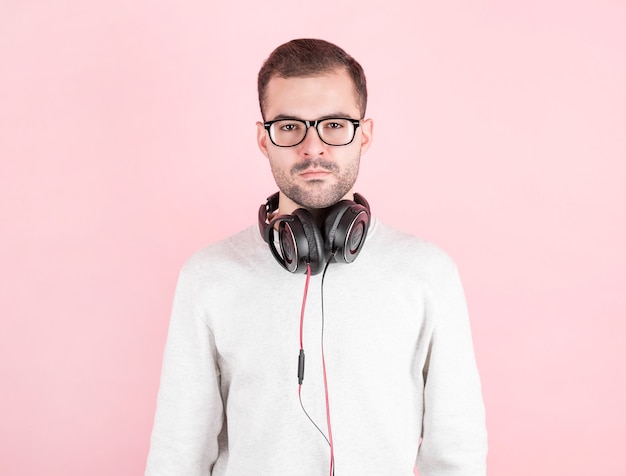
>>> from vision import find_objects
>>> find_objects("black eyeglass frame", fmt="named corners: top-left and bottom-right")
top-left (263, 118), bottom-right (361, 147)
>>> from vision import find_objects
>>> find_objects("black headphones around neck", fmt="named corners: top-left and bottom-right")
top-left (258, 192), bottom-right (371, 275)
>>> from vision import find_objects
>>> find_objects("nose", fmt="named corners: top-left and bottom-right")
top-left (299, 124), bottom-right (325, 156)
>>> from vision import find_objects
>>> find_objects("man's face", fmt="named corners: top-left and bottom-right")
top-left (257, 69), bottom-right (373, 213)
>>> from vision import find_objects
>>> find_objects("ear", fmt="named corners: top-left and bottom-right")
top-left (256, 121), bottom-right (270, 159)
top-left (358, 118), bottom-right (374, 155)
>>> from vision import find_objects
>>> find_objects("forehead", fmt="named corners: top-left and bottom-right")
top-left (264, 69), bottom-right (360, 120)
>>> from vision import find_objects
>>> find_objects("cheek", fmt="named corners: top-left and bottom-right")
top-left (270, 147), bottom-right (303, 165)
top-left (267, 150), bottom-right (294, 175)
top-left (338, 146), bottom-right (360, 163)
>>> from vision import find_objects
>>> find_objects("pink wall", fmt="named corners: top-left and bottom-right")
top-left (1, 1), bottom-right (624, 474)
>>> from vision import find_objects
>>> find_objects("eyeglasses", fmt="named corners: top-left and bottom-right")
top-left (263, 118), bottom-right (361, 147)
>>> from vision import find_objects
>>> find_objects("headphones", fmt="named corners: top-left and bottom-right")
top-left (258, 192), bottom-right (371, 275)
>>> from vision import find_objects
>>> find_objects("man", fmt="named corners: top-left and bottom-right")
top-left (146, 39), bottom-right (487, 475)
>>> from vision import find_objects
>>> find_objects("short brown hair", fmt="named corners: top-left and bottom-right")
top-left (257, 38), bottom-right (367, 120)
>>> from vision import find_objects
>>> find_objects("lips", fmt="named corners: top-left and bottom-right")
top-left (300, 169), bottom-right (332, 179)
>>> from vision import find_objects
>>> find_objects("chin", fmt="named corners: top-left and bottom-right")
top-left (280, 180), bottom-right (355, 210)
top-left (297, 192), bottom-right (353, 210)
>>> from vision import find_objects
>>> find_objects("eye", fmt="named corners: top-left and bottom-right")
top-left (322, 119), bottom-right (351, 130)
top-left (279, 122), bottom-right (301, 132)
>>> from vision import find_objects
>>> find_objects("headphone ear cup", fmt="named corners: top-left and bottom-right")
top-left (322, 201), bottom-right (350, 258)
top-left (290, 208), bottom-right (325, 275)
top-left (323, 200), bottom-right (370, 264)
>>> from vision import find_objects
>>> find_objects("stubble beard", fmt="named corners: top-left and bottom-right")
top-left (271, 156), bottom-right (361, 210)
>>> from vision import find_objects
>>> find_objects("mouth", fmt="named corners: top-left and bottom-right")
top-left (299, 169), bottom-right (332, 180)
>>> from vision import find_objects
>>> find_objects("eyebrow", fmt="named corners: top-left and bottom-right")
top-left (269, 113), bottom-right (357, 122)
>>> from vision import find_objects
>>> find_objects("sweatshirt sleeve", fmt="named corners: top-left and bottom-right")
top-left (416, 258), bottom-right (488, 475)
top-left (145, 264), bottom-right (224, 476)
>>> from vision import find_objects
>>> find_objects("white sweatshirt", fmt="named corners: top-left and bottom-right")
top-left (145, 218), bottom-right (487, 475)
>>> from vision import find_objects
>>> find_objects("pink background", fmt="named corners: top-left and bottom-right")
top-left (1, 1), bottom-right (625, 475)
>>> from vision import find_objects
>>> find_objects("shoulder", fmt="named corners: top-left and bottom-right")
top-left (366, 219), bottom-right (459, 277)
top-left (362, 219), bottom-right (468, 314)
top-left (178, 225), bottom-right (271, 284)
